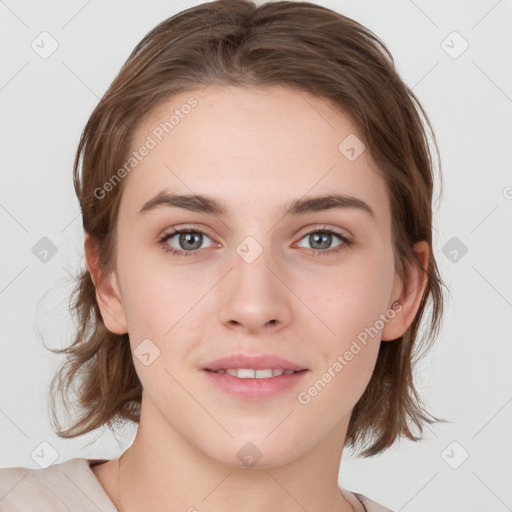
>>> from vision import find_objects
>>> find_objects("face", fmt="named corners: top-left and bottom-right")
top-left (91, 85), bottom-right (423, 468)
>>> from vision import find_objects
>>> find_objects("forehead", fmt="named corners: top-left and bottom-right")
top-left (120, 85), bottom-right (390, 225)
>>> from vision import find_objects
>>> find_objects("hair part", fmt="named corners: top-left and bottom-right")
top-left (48, 0), bottom-right (447, 457)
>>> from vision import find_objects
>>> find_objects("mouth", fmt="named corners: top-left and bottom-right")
top-left (202, 367), bottom-right (309, 400)
top-left (201, 353), bottom-right (309, 399)
top-left (204, 368), bottom-right (307, 378)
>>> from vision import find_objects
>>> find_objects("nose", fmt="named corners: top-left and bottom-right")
top-left (217, 244), bottom-right (292, 333)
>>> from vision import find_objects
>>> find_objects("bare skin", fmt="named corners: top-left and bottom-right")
top-left (86, 85), bottom-right (428, 512)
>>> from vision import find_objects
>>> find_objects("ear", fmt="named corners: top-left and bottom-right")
top-left (84, 232), bottom-right (128, 335)
top-left (381, 240), bottom-right (429, 342)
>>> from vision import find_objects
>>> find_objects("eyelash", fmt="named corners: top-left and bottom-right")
top-left (157, 225), bottom-right (353, 258)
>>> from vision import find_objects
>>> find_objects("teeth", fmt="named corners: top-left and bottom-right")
top-left (215, 368), bottom-right (295, 378)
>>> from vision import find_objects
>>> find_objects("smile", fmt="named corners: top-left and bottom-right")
top-left (209, 368), bottom-right (300, 378)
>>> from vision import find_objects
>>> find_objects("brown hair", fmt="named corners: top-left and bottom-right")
top-left (48, 0), bottom-right (447, 457)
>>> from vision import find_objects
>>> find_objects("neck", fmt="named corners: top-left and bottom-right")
top-left (113, 399), bottom-right (362, 512)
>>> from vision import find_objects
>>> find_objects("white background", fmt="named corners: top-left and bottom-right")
top-left (0, 1), bottom-right (511, 511)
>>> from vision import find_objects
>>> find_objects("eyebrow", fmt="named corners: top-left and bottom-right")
top-left (138, 190), bottom-right (375, 219)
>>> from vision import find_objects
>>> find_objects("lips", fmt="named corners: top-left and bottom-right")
top-left (203, 353), bottom-right (307, 372)
top-left (201, 356), bottom-right (310, 401)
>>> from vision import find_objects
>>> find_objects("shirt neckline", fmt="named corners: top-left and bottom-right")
top-left (86, 458), bottom-right (368, 512)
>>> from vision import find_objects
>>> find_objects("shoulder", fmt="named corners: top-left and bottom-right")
top-left (0, 457), bottom-right (117, 511)
top-left (351, 491), bottom-right (395, 512)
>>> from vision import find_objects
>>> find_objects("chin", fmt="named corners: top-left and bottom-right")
top-left (206, 437), bottom-right (301, 469)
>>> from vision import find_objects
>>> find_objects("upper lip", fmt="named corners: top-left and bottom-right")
top-left (203, 353), bottom-right (307, 372)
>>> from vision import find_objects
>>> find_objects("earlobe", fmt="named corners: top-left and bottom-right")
top-left (84, 232), bottom-right (128, 335)
top-left (381, 240), bottom-right (429, 342)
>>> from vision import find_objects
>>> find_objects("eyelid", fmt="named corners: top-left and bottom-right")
top-left (158, 224), bottom-right (217, 242)
top-left (296, 223), bottom-right (352, 240)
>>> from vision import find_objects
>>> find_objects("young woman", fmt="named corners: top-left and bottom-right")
top-left (0, 1), bottom-right (445, 511)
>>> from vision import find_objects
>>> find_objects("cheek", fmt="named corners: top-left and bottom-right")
top-left (312, 255), bottom-right (394, 342)
top-left (297, 285), bottom-right (384, 415)
top-left (295, 324), bottom-right (379, 423)
top-left (299, 251), bottom-right (393, 397)
top-left (116, 246), bottom-right (203, 336)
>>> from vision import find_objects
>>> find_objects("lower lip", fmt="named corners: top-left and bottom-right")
top-left (202, 369), bottom-right (309, 400)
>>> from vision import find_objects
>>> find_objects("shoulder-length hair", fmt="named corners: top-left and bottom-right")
top-left (48, 0), bottom-right (446, 457)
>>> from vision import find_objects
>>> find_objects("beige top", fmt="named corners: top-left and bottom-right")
top-left (0, 458), bottom-right (394, 511)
